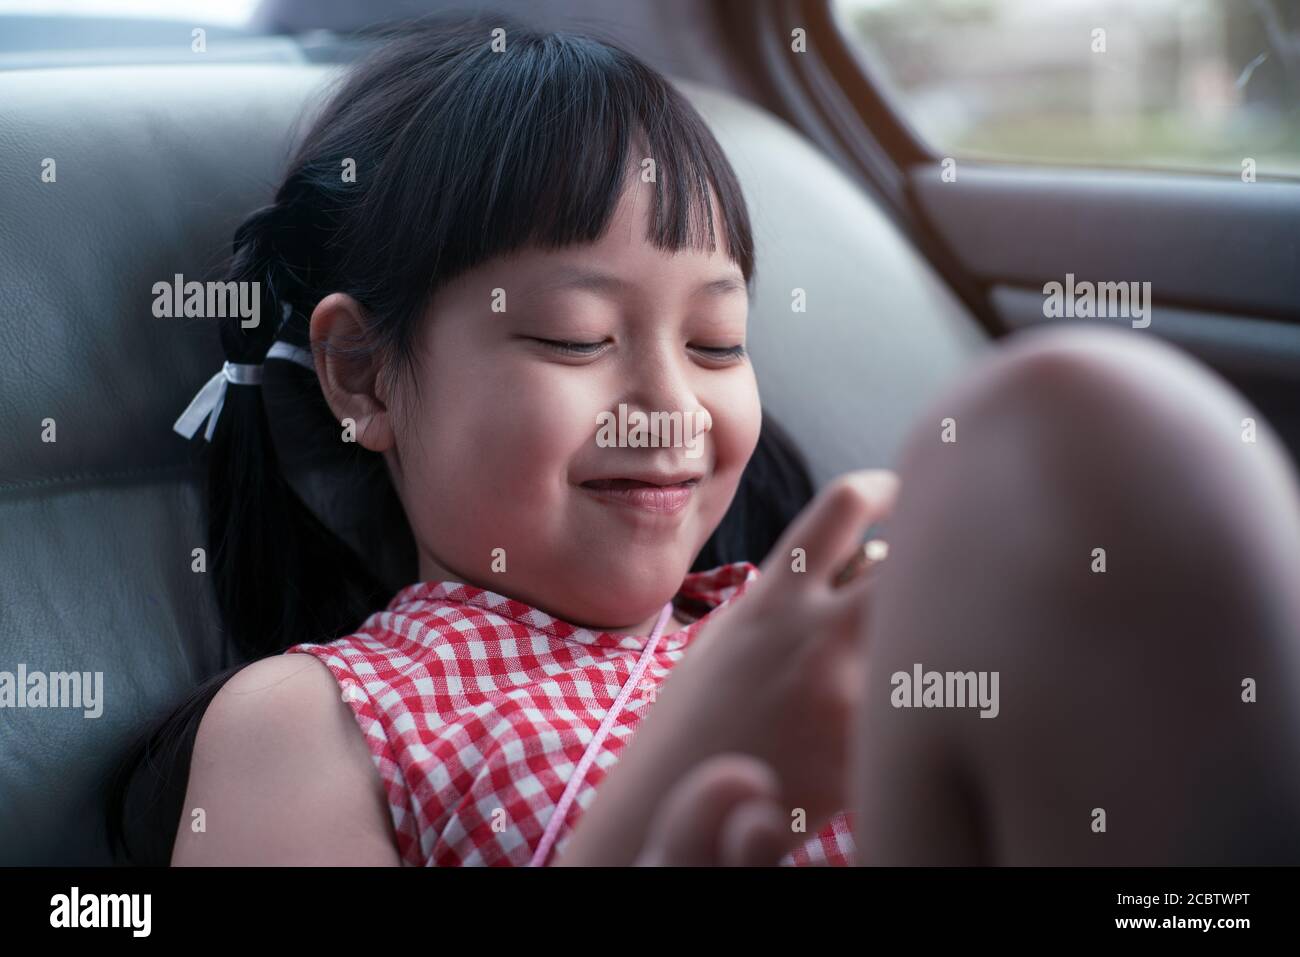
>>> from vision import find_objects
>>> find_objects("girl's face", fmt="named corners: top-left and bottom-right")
top-left (319, 179), bottom-right (761, 633)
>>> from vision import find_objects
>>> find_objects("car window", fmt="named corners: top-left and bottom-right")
top-left (832, 0), bottom-right (1300, 178)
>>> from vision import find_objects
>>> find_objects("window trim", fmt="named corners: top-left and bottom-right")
top-left (727, 0), bottom-right (1000, 332)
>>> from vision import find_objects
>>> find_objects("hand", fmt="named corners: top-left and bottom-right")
top-left (650, 469), bottom-right (898, 835)
top-left (556, 469), bottom-right (897, 865)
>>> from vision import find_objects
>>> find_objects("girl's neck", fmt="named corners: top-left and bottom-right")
top-left (416, 551), bottom-right (698, 637)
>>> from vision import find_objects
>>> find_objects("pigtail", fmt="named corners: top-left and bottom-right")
top-left (208, 205), bottom-right (388, 659)
top-left (105, 203), bottom-right (389, 865)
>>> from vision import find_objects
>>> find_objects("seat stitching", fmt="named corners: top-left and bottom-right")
top-left (0, 463), bottom-right (196, 495)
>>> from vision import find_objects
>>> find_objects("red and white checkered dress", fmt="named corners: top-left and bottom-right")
top-left (283, 561), bottom-right (855, 866)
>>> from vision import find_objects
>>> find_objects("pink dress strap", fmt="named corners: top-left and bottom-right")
top-left (528, 601), bottom-right (675, 866)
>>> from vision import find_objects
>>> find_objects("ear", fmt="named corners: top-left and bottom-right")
top-left (309, 292), bottom-right (395, 453)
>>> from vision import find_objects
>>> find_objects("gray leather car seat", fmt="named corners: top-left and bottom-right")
top-left (0, 62), bottom-right (985, 864)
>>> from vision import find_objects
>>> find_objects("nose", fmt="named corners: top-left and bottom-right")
top-left (617, 338), bottom-right (712, 445)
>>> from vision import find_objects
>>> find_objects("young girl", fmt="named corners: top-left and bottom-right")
top-left (107, 13), bottom-right (867, 866)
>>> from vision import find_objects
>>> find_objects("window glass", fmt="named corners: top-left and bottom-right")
top-left (833, 0), bottom-right (1300, 177)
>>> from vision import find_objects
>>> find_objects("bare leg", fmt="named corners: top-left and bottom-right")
top-left (854, 325), bottom-right (1300, 865)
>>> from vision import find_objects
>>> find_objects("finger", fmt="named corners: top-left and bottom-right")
top-left (825, 568), bottom-right (879, 647)
top-left (634, 753), bottom-right (783, 867)
top-left (719, 797), bottom-right (790, 867)
top-left (803, 586), bottom-right (870, 710)
top-left (762, 470), bottom-right (899, 589)
top-left (828, 637), bottom-right (867, 708)
top-left (831, 537), bottom-right (890, 589)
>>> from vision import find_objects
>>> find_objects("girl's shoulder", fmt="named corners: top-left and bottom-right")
top-left (174, 654), bottom-right (400, 865)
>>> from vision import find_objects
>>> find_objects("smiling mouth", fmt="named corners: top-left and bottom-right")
top-left (579, 477), bottom-right (700, 513)
top-left (581, 478), bottom-right (700, 490)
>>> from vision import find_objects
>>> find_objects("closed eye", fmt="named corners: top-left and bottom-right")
top-left (692, 344), bottom-right (747, 360)
top-left (526, 338), bottom-right (746, 361)
top-left (531, 337), bottom-right (607, 356)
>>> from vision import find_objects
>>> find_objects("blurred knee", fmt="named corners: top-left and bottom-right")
top-left (866, 327), bottom-right (1300, 864)
top-left (896, 326), bottom-right (1298, 555)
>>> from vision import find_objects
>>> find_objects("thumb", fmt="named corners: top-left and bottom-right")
top-left (634, 753), bottom-right (789, 866)
top-left (760, 470), bottom-right (898, 591)
top-left (718, 796), bottom-right (789, 867)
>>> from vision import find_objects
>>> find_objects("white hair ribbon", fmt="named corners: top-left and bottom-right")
top-left (172, 341), bottom-right (316, 442)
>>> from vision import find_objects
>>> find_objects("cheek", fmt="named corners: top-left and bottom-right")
top-left (394, 361), bottom-right (600, 571)
top-left (696, 372), bottom-right (761, 529)
top-left (709, 373), bottom-right (762, 478)
top-left (403, 357), bottom-right (603, 500)
top-left (488, 368), bottom-right (608, 487)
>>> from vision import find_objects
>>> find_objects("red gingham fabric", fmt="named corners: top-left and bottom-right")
top-left (283, 561), bottom-right (855, 866)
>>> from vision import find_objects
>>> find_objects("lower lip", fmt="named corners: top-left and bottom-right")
top-left (580, 482), bottom-right (696, 514)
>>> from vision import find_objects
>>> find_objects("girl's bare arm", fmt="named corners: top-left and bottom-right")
top-left (171, 655), bottom-right (402, 866)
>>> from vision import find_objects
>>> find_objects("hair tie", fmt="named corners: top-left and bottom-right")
top-left (173, 341), bottom-right (315, 442)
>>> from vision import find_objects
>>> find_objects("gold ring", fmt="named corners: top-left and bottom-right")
top-left (832, 539), bottom-right (889, 587)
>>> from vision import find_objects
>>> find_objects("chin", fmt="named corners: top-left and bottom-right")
top-left (573, 560), bottom-right (688, 621)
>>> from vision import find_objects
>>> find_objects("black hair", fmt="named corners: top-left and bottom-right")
top-left (106, 12), bottom-right (812, 865)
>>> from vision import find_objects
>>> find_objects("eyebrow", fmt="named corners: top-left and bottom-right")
top-left (528, 266), bottom-right (747, 301)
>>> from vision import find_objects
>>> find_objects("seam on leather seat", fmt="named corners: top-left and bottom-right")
top-left (0, 463), bottom-right (197, 496)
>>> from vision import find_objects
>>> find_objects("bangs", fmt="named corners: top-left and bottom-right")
top-left (478, 35), bottom-right (754, 278)
top-left (347, 22), bottom-right (755, 308)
